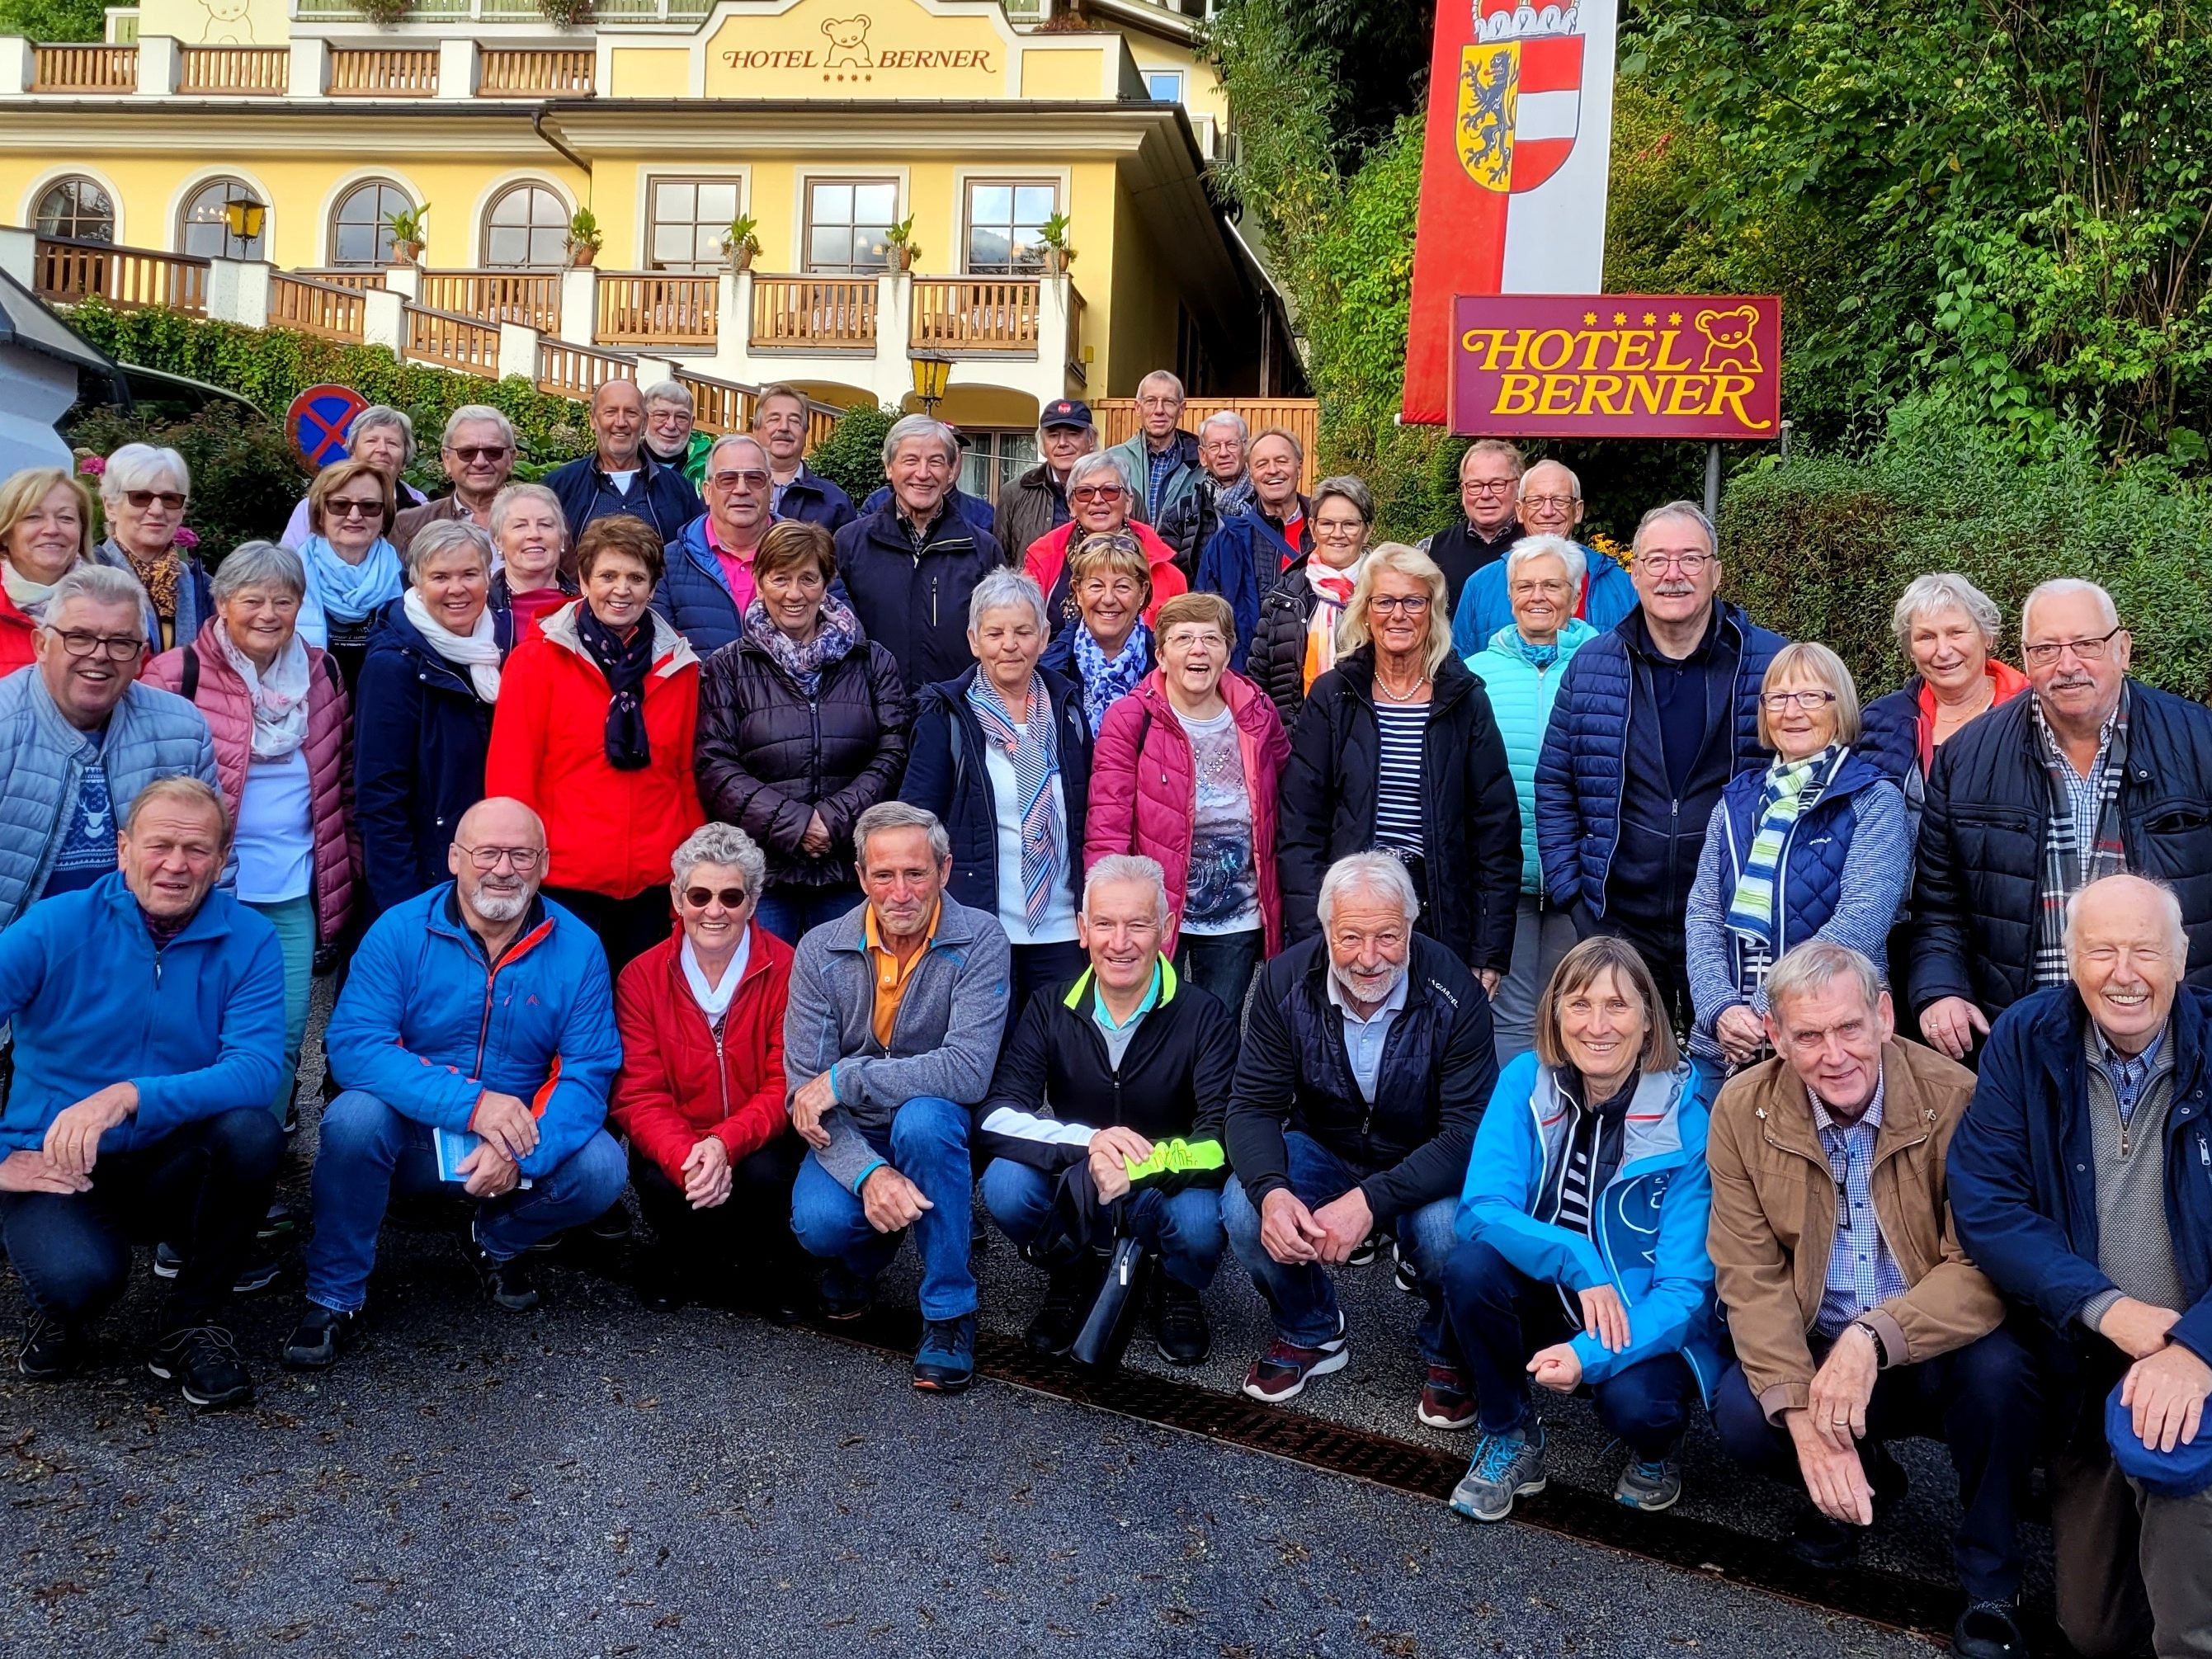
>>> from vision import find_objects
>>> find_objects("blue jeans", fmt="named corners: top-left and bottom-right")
top-left (755, 884), bottom-right (861, 948)
top-left (789, 1096), bottom-right (976, 1320)
top-left (1220, 1129), bottom-right (1460, 1365)
top-left (1174, 927), bottom-right (1262, 1021)
top-left (981, 1157), bottom-right (1227, 1290)
top-left (304, 1089), bottom-right (629, 1313)
top-left (246, 893), bottom-right (316, 1119)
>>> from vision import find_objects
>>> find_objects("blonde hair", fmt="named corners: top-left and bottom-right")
top-left (1340, 543), bottom-right (1453, 677)
top-left (1757, 640), bottom-right (1862, 748)
top-left (1067, 531), bottom-right (1153, 605)
top-left (0, 467), bottom-right (93, 566)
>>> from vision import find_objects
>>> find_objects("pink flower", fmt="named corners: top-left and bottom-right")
top-left (172, 527), bottom-right (200, 552)
top-left (76, 454), bottom-right (105, 477)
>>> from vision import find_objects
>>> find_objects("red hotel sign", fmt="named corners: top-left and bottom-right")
top-left (1450, 294), bottom-right (1780, 439)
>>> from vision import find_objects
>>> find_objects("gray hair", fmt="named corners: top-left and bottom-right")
top-left (441, 404), bottom-right (516, 450)
top-left (488, 483), bottom-right (566, 547)
top-left (2064, 874), bottom-right (2186, 968)
top-left (671, 821), bottom-right (767, 896)
top-left (967, 567), bottom-right (1050, 634)
top-left (1520, 458), bottom-right (1582, 500)
top-left (2022, 577), bottom-right (2120, 639)
top-left (1135, 370), bottom-right (1186, 403)
top-left (1632, 500), bottom-right (1717, 559)
top-left (1311, 474), bottom-right (1374, 524)
top-left (351, 405), bottom-right (417, 467)
top-left (641, 379), bottom-right (691, 412)
top-left (1035, 417), bottom-right (1099, 455)
top-left (853, 800), bottom-right (952, 867)
top-left (1505, 534), bottom-right (1587, 588)
top-left (46, 562), bottom-right (149, 631)
top-left (210, 540), bottom-right (306, 605)
top-left (1892, 573), bottom-right (2003, 654)
top-left (100, 442), bottom-right (189, 503)
top-left (1765, 940), bottom-right (1885, 1022)
top-left (1197, 410), bottom-right (1248, 443)
top-left (1316, 851), bottom-right (1418, 932)
top-left (1065, 450), bottom-right (1134, 500)
top-left (881, 413), bottom-right (960, 471)
top-left (706, 432), bottom-right (771, 472)
top-left (1082, 854), bottom-right (1169, 924)
top-left (406, 519), bottom-right (494, 584)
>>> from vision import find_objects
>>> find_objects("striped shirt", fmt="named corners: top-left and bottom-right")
top-left (1372, 701), bottom-right (1429, 855)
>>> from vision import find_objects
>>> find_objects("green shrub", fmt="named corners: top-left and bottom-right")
top-left (66, 403), bottom-right (309, 568)
top-left (807, 404), bottom-right (897, 507)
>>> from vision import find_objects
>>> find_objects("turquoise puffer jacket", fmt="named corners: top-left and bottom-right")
top-left (1474, 619), bottom-right (1596, 893)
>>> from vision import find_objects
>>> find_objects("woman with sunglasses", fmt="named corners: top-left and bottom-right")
top-left (297, 459), bottom-right (404, 691)
top-left (92, 443), bottom-right (214, 653)
top-left (1684, 643), bottom-right (1910, 1072)
top-left (1020, 450), bottom-right (1185, 643)
top-left (280, 405), bottom-right (428, 554)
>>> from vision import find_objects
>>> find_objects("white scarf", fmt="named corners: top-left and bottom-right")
top-left (681, 927), bottom-right (751, 1025)
top-left (403, 588), bottom-right (502, 703)
top-left (1, 558), bottom-right (60, 622)
top-left (215, 627), bottom-right (312, 761)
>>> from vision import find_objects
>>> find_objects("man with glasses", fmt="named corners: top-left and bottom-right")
top-left (282, 796), bottom-right (625, 1369)
top-left (0, 564), bottom-right (217, 934)
top-left (752, 384), bottom-right (856, 533)
top-left (1449, 460), bottom-right (1640, 654)
top-left (642, 380), bottom-right (713, 485)
top-left (1420, 440), bottom-right (1526, 615)
top-left (545, 379), bottom-right (703, 548)
top-left (1156, 411), bottom-right (1256, 576)
top-left (659, 433), bottom-right (805, 655)
top-left (1914, 579), bottom-right (2212, 1058)
top-left (393, 407), bottom-right (517, 557)
top-left (1536, 502), bottom-right (1786, 1030)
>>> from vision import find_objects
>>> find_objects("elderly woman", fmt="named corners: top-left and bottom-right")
top-left (663, 434), bottom-right (781, 655)
top-left (1036, 530), bottom-right (1157, 737)
top-left (1444, 936), bottom-right (1721, 1524)
top-left (487, 516), bottom-right (704, 971)
top-left (1194, 426), bottom-right (1314, 655)
top-left (1086, 591), bottom-right (1289, 1011)
top-left (280, 405), bottom-right (427, 551)
top-left (1477, 535), bottom-right (1600, 1058)
top-left (92, 442), bottom-right (213, 651)
top-left (488, 481), bottom-right (577, 638)
top-left (1860, 573), bottom-right (2030, 795)
top-left (297, 458), bottom-right (405, 690)
top-left (611, 820), bottom-right (809, 1317)
top-left (144, 540), bottom-right (353, 1122)
top-left (1278, 544), bottom-right (1521, 991)
top-left (1685, 643), bottom-right (1911, 1070)
top-left (1248, 474), bottom-right (1375, 728)
top-left (695, 520), bottom-right (910, 945)
top-left (900, 567), bottom-right (1092, 1012)
top-left (0, 466), bottom-right (95, 675)
top-left (355, 520), bottom-right (515, 918)
top-left (1021, 451), bottom-right (1186, 640)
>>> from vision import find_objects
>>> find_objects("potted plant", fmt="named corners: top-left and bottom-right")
top-left (722, 212), bottom-right (762, 274)
top-left (884, 216), bottom-right (919, 273)
top-left (536, 0), bottom-right (591, 23)
top-left (1037, 210), bottom-right (1074, 275)
top-left (564, 205), bottom-right (603, 268)
top-left (384, 202), bottom-right (428, 266)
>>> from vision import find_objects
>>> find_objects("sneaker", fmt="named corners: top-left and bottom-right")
top-left (1952, 1600), bottom-right (2026, 1659)
top-left (586, 1205), bottom-right (633, 1246)
top-left (1449, 1425), bottom-right (1548, 1522)
top-left (280, 1303), bottom-right (358, 1371)
top-left (634, 1253), bottom-right (686, 1313)
top-left (1026, 1260), bottom-right (1101, 1358)
top-left (152, 1242), bottom-right (281, 1296)
top-left (1416, 1364), bottom-right (1476, 1430)
top-left (1392, 1240), bottom-right (1418, 1294)
top-left (1152, 1279), bottom-right (1212, 1367)
top-left (1614, 1452), bottom-right (1683, 1512)
top-left (818, 1265), bottom-right (874, 1322)
top-left (281, 1097), bottom-right (299, 1136)
top-left (913, 1314), bottom-right (976, 1393)
top-left (472, 1247), bottom-right (542, 1313)
top-left (1242, 1323), bottom-right (1349, 1403)
top-left (18, 1308), bottom-right (83, 1381)
top-left (258, 1200), bottom-right (298, 1242)
top-left (145, 1324), bottom-right (253, 1409)
top-left (1347, 1228), bottom-right (1387, 1267)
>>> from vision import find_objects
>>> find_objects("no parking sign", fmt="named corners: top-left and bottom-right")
top-left (287, 385), bottom-right (370, 470)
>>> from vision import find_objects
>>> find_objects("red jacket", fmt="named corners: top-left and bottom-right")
top-left (0, 590), bottom-right (34, 680)
top-left (1025, 519), bottom-right (1187, 626)
top-left (611, 921), bottom-right (793, 1181)
top-left (1085, 667), bottom-right (1290, 956)
top-left (484, 601), bottom-right (705, 899)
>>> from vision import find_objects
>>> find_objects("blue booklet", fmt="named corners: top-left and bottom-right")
top-left (433, 1128), bottom-right (532, 1190)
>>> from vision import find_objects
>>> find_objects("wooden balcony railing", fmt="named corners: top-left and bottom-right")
top-left (33, 234), bottom-right (206, 315)
top-left (1093, 398), bottom-right (1323, 493)
top-left (676, 370), bottom-right (754, 437)
top-left (910, 278), bottom-right (1041, 352)
top-left (270, 273), bottom-right (366, 342)
top-left (295, 269), bottom-right (389, 292)
top-left (478, 49), bottom-right (595, 96)
top-left (328, 48), bottom-right (439, 97)
top-left (178, 45), bottom-right (288, 95)
top-left (419, 271), bottom-right (559, 332)
top-left (537, 338), bottom-right (638, 403)
top-left (31, 45), bottom-right (137, 92)
top-left (749, 276), bottom-right (876, 349)
top-left (403, 304), bottom-right (500, 376)
top-left (596, 273), bottom-right (717, 347)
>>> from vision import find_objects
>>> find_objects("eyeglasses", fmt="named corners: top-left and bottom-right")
top-left (447, 445), bottom-right (511, 464)
top-left (1521, 493), bottom-right (1580, 511)
top-left (1509, 579), bottom-right (1575, 597)
top-left (682, 886), bottom-right (750, 910)
top-left (1313, 518), bottom-right (1367, 537)
top-left (48, 629), bottom-right (145, 661)
top-left (123, 489), bottom-right (186, 511)
top-left (455, 843), bottom-right (544, 872)
top-left (1370, 595), bottom-right (1431, 615)
top-left (327, 500), bottom-right (384, 521)
top-left (1762, 689), bottom-right (1838, 712)
top-left (1071, 484), bottom-right (1126, 503)
top-left (1643, 552), bottom-right (1713, 575)
top-left (709, 469), bottom-right (771, 490)
top-left (1463, 478), bottom-right (1516, 496)
top-left (2022, 626), bottom-right (2125, 668)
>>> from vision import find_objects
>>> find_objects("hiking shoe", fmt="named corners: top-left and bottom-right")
top-left (146, 1324), bottom-right (253, 1410)
top-left (587, 1205), bottom-right (633, 1246)
top-left (1242, 1323), bottom-right (1349, 1403)
top-left (280, 1303), bottom-right (358, 1371)
top-left (1392, 1240), bottom-right (1418, 1294)
top-left (1449, 1425), bottom-right (1547, 1522)
top-left (18, 1308), bottom-right (83, 1381)
top-left (634, 1253), bottom-right (686, 1313)
top-left (473, 1247), bottom-right (542, 1313)
top-left (1417, 1364), bottom-right (1476, 1430)
top-left (152, 1242), bottom-right (280, 1296)
top-left (1953, 1600), bottom-right (2026, 1659)
top-left (1153, 1279), bottom-right (1212, 1367)
top-left (1788, 1506), bottom-right (1862, 1571)
top-left (1026, 1261), bottom-right (1100, 1358)
top-left (1614, 1453), bottom-right (1683, 1512)
top-left (913, 1314), bottom-right (976, 1393)
top-left (1347, 1228), bottom-right (1387, 1267)
top-left (818, 1265), bottom-right (874, 1322)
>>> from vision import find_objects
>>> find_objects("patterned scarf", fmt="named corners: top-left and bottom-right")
top-left (1209, 474), bottom-right (1257, 520)
top-left (1725, 745), bottom-right (1843, 968)
top-left (1068, 619), bottom-right (1150, 736)
top-left (1302, 555), bottom-right (1364, 692)
top-left (575, 604), bottom-right (658, 771)
top-left (742, 593), bottom-right (861, 698)
top-left (120, 541), bottom-right (182, 620)
top-left (967, 671), bottom-right (1066, 930)
top-left (214, 625), bottom-right (312, 761)
top-left (2034, 690), bottom-right (2131, 986)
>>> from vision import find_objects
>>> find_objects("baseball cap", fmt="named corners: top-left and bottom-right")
top-left (2106, 1379), bottom-right (2212, 1498)
top-left (1040, 398), bottom-right (1093, 431)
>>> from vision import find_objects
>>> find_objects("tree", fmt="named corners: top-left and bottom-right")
top-left (0, 0), bottom-right (107, 43)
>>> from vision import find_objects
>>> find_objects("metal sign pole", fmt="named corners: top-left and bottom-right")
top-left (1704, 440), bottom-right (1721, 521)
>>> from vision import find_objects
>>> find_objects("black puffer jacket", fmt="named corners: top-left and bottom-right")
top-left (1246, 555), bottom-right (1354, 728)
top-left (1910, 680), bottom-right (2212, 1019)
top-left (1277, 646), bottom-right (1522, 973)
top-left (693, 628), bottom-right (913, 890)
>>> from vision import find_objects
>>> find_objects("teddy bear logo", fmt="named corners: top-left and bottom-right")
top-left (199, 0), bottom-right (252, 41)
top-left (1694, 304), bottom-right (1762, 375)
top-left (821, 15), bottom-right (874, 68)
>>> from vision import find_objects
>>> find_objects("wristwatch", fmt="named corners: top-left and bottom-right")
top-left (1846, 1317), bottom-right (1889, 1369)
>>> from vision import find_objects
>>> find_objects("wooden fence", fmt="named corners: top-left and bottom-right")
top-left (33, 235), bottom-right (206, 316)
top-left (478, 49), bottom-right (595, 96)
top-left (178, 46), bottom-right (288, 94)
top-left (749, 276), bottom-right (877, 348)
top-left (537, 338), bottom-right (638, 402)
top-left (269, 272), bottom-right (366, 342)
top-left (403, 304), bottom-right (501, 376)
top-left (910, 278), bottom-right (1040, 351)
top-left (1092, 398), bottom-right (1322, 491)
top-left (31, 45), bottom-right (136, 92)
top-left (595, 273), bottom-right (717, 347)
top-left (420, 271), bottom-right (559, 331)
top-left (328, 48), bottom-right (439, 96)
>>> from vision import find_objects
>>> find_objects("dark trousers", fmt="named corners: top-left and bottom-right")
top-left (0, 1109), bottom-right (283, 1330)
top-left (754, 883), bottom-right (860, 949)
top-left (546, 885), bottom-right (672, 974)
top-left (1592, 913), bottom-right (1693, 1037)
top-left (630, 1135), bottom-right (808, 1287)
top-left (1710, 1325), bottom-right (2040, 1603)
top-left (1175, 927), bottom-right (1263, 1023)
top-left (1010, 939), bottom-right (1089, 1024)
top-left (1442, 1237), bottom-right (1698, 1459)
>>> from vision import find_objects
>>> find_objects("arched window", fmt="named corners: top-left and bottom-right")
top-left (177, 177), bottom-right (267, 261)
top-left (34, 177), bottom-right (114, 243)
top-left (482, 183), bottom-right (569, 271)
top-left (328, 179), bottom-right (414, 269)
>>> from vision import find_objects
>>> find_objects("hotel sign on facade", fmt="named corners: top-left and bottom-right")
top-left (708, 1), bottom-right (1009, 95)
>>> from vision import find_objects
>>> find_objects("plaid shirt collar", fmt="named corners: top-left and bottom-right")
top-left (1809, 1071), bottom-right (1885, 1150)
top-left (2090, 1019), bottom-right (2168, 1124)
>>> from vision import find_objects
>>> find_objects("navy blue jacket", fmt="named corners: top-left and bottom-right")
top-left (776, 466), bottom-right (857, 534)
top-left (654, 513), bottom-right (856, 657)
top-left (352, 600), bottom-right (516, 918)
top-left (834, 505), bottom-right (1006, 694)
top-left (898, 665), bottom-right (1092, 922)
top-left (1193, 502), bottom-right (1310, 657)
top-left (1858, 681), bottom-right (1924, 786)
top-left (545, 450), bottom-right (702, 549)
top-left (861, 483), bottom-right (996, 539)
top-left (1950, 983), bottom-right (2212, 1374)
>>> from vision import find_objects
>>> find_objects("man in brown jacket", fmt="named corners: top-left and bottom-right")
top-left (391, 408), bottom-right (516, 556)
top-left (1705, 940), bottom-right (2039, 1659)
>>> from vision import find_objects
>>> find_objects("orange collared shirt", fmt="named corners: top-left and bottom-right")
top-left (863, 899), bottom-right (941, 1050)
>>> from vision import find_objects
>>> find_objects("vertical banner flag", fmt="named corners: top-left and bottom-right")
top-left (1402, 0), bottom-right (1620, 426)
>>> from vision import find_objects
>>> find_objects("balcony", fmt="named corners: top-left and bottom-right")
top-left (178, 45), bottom-right (288, 95)
top-left (31, 44), bottom-right (136, 92)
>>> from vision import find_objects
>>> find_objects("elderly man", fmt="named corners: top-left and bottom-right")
top-left (1914, 578), bottom-right (2212, 1063)
top-left (1951, 874), bottom-right (2212, 1658)
top-left (659, 433), bottom-right (780, 654)
top-left (1223, 852), bottom-right (1497, 1414)
top-left (545, 378), bottom-right (702, 547)
top-left (978, 855), bottom-right (1236, 1366)
top-left (1449, 460), bottom-right (1639, 653)
top-left (785, 801), bottom-right (1011, 1392)
top-left (1106, 370), bottom-right (1202, 527)
top-left (1535, 502), bottom-right (1786, 1030)
top-left (836, 415), bottom-right (1006, 692)
top-left (1155, 411), bottom-right (1256, 575)
top-left (995, 398), bottom-right (1096, 559)
top-left (393, 406), bottom-right (516, 555)
top-left (1422, 440), bottom-right (1526, 615)
top-left (642, 379), bottom-right (712, 483)
top-left (1707, 940), bottom-right (2036, 1659)
top-left (282, 796), bottom-right (626, 1370)
top-left (0, 777), bottom-right (283, 1406)
top-left (753, 383), bottom-right (856, 532)
top-left (0, 565), bottom-right (217, 932)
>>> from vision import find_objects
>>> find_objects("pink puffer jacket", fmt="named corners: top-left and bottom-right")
top-left (145, 620), bottom-right (357, 945)
top-left (1085, 667), bottom-right (1290, 957)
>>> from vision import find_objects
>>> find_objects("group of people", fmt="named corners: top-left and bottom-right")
top-left (0, 370), bottom-right (2206, 1659)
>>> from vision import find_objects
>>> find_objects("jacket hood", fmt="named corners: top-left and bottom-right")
top-left (539, 596), bottom-right (699, 680)
top-left (1484, 617), bottom-right (1598, 662)
top-left (1530, 1058), bottom-right (1699, 1171)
